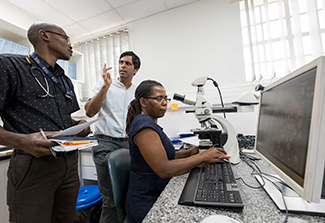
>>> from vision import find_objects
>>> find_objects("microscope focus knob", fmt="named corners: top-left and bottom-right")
top-left (204, 109), bottom-right (210, 115)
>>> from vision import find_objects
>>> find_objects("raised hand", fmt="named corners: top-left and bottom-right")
top-left (102, 63), bottom-right (113, 87)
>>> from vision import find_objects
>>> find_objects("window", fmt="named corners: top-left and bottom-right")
top-left (240, 0), bottom-right (324, 81)
top-left (0, 38), bottom-right (30, 55)
top-left (73, 30), bottom-right (129, 101)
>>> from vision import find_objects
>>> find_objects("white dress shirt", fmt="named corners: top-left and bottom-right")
top-left (91, 77), bottom-right (136, 138)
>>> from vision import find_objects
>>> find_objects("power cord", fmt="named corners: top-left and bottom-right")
top-left (207, 77), bottom-right (226, 118)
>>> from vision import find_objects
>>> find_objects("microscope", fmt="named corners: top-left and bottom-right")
top-left (173, 76), bottom-right (241, 164)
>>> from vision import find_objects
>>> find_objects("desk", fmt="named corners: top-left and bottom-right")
top-left (143, 159), bottom-right (325, 223)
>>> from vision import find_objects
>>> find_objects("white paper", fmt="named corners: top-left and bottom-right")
top-left (179, 136), bottom-right (199, 146)
top-left (53, 116), bottom-right (105, 137)
top-left (52, 141), bottom-right (98, 152)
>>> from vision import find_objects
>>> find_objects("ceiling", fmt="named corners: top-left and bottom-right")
top-left (3, 0), bottom-right (202, 43)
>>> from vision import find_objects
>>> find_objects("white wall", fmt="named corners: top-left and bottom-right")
top-left (0, 1), bottom-right (35, 27)
top-left (127, 0), bottom-right (257, 137)
top-left (0, 1), bottom-right (36, 49)
top-left (129, 0), bottom-right (246, 93)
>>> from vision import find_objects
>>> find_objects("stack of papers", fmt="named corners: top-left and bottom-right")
top-left (44, 116), bottom-right (104, 152)
top-left (51, 137), bottom-right (98, 152)
top-left (0, 145), bottom-right (13, 157)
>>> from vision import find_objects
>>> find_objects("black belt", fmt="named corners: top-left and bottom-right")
top-left (94, 134), bottom-right (128, 142)
top-left (14, 149), bottom-right (77, 158)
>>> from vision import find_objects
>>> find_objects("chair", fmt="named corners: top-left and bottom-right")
top-left (105, 148), bottom-right (131, 223)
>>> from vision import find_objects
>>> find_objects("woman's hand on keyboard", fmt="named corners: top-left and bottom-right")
top-left (202, 147), bottom-right (231, 163)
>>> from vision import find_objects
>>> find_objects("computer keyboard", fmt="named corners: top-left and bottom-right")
top-left (194, 162), bottom-right (243, 207)
top-left (178, 161), bottom-right (244, 208)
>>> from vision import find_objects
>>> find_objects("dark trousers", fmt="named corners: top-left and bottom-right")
top-left (7, 150), bottom-right (80, 223)
top-left (92, 138), bottom-right (129, 223)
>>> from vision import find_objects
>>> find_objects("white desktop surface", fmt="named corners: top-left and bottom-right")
top-left (142, 159), bottom-right (325, 223)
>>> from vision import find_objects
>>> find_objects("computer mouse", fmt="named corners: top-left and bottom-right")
top-left (200, 214), bottom-right (241, 223)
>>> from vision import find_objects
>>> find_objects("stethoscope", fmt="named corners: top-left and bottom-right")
top-left (30, 66), bottom-right (55, 98)
top-left (26, 54), bottom-right (74, 100)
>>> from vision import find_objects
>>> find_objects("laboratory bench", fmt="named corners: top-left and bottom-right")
top-left (143, 158), bottom-right (325, 223)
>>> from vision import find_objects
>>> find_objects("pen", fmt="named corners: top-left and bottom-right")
top-left (39, 128), bottom-right (57, 158)
top-left (62, 141), bottom-right (91, 146)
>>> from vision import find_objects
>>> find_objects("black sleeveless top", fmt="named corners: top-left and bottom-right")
top-left (125, 114), bottom-right (175, 223)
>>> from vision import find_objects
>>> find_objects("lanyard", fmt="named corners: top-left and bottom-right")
top-left (30, 53), bottom-right (75, 99)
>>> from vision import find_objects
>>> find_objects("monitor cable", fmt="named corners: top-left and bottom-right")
top-left (260, 174), bottom-right (289, 223)
top-left (237, 154), bottom-right (290, 223)
top-left (235, 154), bottom-right (265, 189)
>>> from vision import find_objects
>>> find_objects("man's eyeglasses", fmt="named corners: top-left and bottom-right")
top-left (145, 96), bottom-right (170, 103)
top-left (44, 30), bottom-right (71, 45)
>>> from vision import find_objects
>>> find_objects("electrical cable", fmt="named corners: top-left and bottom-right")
top-left (236, 153), bottom-right (290, 223)
top-left (207, 77), bottom-right (226, 118)
top-left (236, 135), bottom-right (289, 222)
top-left (236, 154), bottom-right (265, 189)
top-left (260, 175), bottom-right (289, 223)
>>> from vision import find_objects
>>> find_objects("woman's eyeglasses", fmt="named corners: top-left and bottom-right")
top-left (145, 96), bottom-right (170, 103)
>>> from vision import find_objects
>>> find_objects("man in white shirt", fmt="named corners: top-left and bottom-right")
top-left (85, 51), bottom-right (140, 223)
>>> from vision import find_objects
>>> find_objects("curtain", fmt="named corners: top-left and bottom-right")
top-left (73, 30), bottom-right (129, 101)
top-left (240, 0), bottom-right (325, 82)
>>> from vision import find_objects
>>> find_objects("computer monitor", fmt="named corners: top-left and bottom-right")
top-left (254, 56), bottom-right (325, 214)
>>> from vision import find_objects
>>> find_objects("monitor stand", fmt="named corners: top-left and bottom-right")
top-left (255, 174), bottom-right (325, 215)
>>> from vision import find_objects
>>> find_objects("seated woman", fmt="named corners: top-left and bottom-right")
top-left (125, 80), bottom-right (230, 223)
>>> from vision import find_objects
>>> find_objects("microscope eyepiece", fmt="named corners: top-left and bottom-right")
top-left (173, 93), bottom-right (185, 102)
top-left (173, 93), bottom-right (196, 105)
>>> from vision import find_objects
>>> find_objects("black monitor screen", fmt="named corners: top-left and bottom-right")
top-left (256, 67), bottom-right (317, 188)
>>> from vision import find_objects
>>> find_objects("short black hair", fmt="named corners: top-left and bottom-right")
top-left (120, 51), bottom-right (141, 70)
top-left (27, 22), bottom-right (62, 49)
